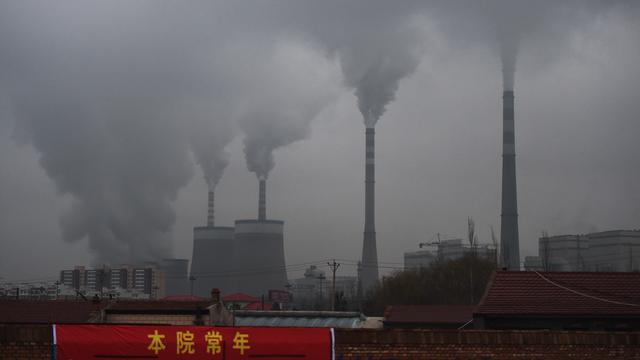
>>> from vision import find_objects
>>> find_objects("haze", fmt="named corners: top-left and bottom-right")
top-left (1, 0), bottom-right (639, 282)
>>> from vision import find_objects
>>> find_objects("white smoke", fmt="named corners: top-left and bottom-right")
top-left (239, 40), bottom-right (340, 179)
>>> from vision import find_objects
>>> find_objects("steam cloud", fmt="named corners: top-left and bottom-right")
top-left (239, 41), bottom-right (340, 179)
top-left (0, 1), bottom-right (237, 265)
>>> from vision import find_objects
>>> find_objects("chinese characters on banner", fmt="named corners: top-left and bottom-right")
top-left (55, 324), bottom-right (333, 359)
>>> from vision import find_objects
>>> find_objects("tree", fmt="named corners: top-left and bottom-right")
top-left (362, 254), bottom-right (497, 316)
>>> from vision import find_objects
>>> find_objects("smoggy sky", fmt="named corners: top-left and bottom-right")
top-left (1, 0), bottom-right (639, 282)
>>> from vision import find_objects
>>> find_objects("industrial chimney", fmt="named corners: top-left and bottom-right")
top-left (500, 90), bottom-right (520, 270)
top-left (258, 177), bottom-right (266, 221)
top-left (360, 126), bottom-right (379, 291)
top-left (207, 190), bottom-right (215, 227)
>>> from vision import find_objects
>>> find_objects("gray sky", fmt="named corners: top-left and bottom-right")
top-left (1, 1), bottom-right (639, 282)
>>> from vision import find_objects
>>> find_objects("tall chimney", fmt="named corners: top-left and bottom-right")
top-left (207, 190), bottom-right (215, 227)
top-left (360, 127), bottom-right (379, 291)
top-left (258, 177), bottom-right (266, 221)
top-left (500, 90), bottom-right (520, 270)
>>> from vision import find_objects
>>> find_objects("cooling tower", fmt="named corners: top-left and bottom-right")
top-left (160, 258), bottom-right (189, 296)
top-left (360, 126), bottom-right (379, 292)
top-left (500, 90), bottom-right (520, 270)
top-left (191, 226), bottom-right (235, 296)
top-left (233, 218), bottom-right (287, 297)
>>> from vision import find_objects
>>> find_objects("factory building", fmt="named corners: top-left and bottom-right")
top-left (526, 230), bottom-right (640, 272)
top-left (404, 239), bottom-right (496, 270)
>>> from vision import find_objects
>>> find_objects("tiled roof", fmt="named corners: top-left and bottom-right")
top-left (160, 295), bottom-right (206, 301)
top-left (223, 293), bottom-right (260, 303)
top-left (242, 302), bottom-right (273, 311)
top-left (107, 300), bottom-right (213, 312)
top-left (383, 305), bottom-right (476, 324)
top-left (477, 271), bottom-right (640, 316)
top-left (0, 300), bottom-right (98, 323)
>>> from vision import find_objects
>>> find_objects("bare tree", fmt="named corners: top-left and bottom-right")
top-left (541, 230), bottom-right (550, 271)
top-left (490, 225), bottom-right (499, 267)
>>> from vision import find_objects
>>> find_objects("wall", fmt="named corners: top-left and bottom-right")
top-left (2, 324), bottom-right (640, 359)
top-left (334, 329), bottom-right (640, 359)
top-left (0, 324), bottom-right (51, 360)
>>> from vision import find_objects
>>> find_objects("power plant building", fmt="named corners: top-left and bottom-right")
top-left (190, 179), bottom-right (288, 298)
top-left (527, 230), bottom-right (640, 272)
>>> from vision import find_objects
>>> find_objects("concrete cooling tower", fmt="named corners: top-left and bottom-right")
top-left (191, 226), bottom-right (235, 296)
top-left (160, 258), bottom-right (189, 296)
top-left (233, 219), bottom-right (287, 297)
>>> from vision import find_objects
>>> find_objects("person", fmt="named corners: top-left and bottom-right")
top-left (208, 288), bottom-right (234, 326)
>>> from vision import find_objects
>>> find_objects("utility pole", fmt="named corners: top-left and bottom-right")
top-left (327, 260), bottom-right (340, 311)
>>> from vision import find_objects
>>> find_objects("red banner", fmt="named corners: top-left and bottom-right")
top-left (55, 324), bottom-right (333, 359)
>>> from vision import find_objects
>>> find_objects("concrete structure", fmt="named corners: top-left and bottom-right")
top-left (160, 258), bottom-right (189, 296)
top-left (404, 250), bottom-right (437, 269)
top-left (231, 178), bottom-right (288, 297)
top-left (190, 187), bottom-right (236, 296)
top-left (233, 219), bottom-right (287, 297)
top-left (536, 230), bottom-right (640, 272)
top-left (500, 90), bottom-right (520, 270)
top-left (523, 256), bottom-right (544, 271)
top-left (360, 127), bottom-right (379, 292)
top-left (191, 226), bottom-right (235, 296)
top-left (538, 234), bottom-right (588, 271)
top-left (404, 239), bottom-right (496, 270)
top-left (584, 230), bottom-right (640, 272)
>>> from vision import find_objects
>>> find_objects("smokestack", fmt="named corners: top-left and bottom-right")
top-left (258, 177), bottom-right (266, 221)
top-left (207, 190), bottom-right (214, 227)
top-left (500, 90), bottom-right (520, 270)
top-left (360, 127), bottom-right (379, 291)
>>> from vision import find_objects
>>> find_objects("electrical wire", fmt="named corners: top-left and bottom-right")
top-left (533, 271), bottom-right (640, 308)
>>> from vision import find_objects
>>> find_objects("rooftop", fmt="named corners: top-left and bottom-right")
top-left (0, 300), bottom-right (99, 323)
top-left (477, 271), bottom-right (640, 316)
top-left (384, 305), bottom-right (476, 325)
top-left (223, 293), bottom-right (260, 303)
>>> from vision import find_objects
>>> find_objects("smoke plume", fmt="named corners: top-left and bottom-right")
top-left (281, 1), bottom-right (426, 128)
top-left (239, 41), bottom-right (340, 179)
top-left (0, 1), bottom-right (237, 265)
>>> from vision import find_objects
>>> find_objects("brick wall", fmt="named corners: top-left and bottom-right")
top-left (2, 324), bottom-right (640, 359)
top-left (0, 324), bottom-right (51, 360)
top-left (335, 329), bottom-right (640, 359)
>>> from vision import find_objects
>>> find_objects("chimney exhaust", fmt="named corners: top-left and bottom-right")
top-left (258, 178), bottom-right (266, 221)
top-left (360, 126), bottom-right (379, 291)
top-left (500, 90), bottom-right (520, 270)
